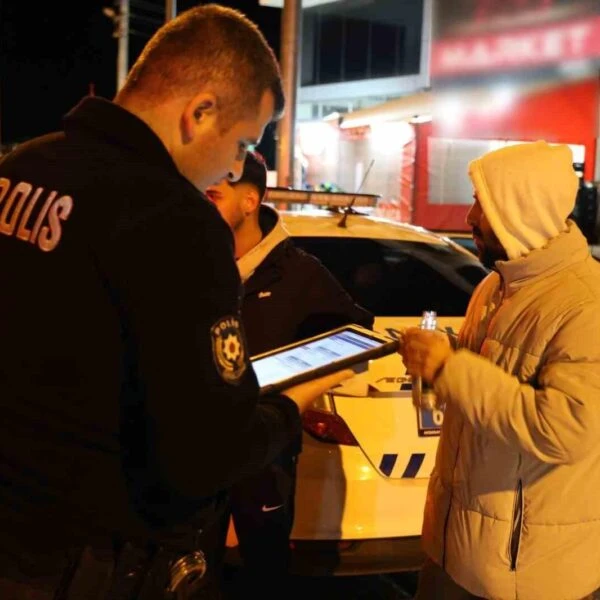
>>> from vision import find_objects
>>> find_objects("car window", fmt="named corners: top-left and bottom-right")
top-left (292, 237), bottom-right (489, 317)
top-left (448, 237), bottom-right (477, 256)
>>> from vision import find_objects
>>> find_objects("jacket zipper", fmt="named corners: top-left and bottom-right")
top-left (441, 496), bottom-right (452, 570)
top-left (509, 479), bottom-right (523, 571)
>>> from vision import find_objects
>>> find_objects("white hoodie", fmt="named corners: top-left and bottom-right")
top-left (468, 140), bottom-right (579, 259)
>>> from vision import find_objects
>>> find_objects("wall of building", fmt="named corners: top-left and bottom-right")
top-left (298, 120), bottom-right (415, 222)
top-left (415, 76), bottom-right (600, 231)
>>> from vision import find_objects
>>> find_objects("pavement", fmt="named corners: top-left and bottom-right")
top-left (222, 564), bottom-right (418, 599)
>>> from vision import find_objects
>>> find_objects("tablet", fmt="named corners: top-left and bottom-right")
top-left (251, 324), bottom-right (399, 395)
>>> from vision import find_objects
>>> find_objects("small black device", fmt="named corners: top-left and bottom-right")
top-left (251, 324), bottom-right (399, 395)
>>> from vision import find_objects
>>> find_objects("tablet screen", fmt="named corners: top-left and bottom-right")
top-left (252, 329), bottom-right (384, 391)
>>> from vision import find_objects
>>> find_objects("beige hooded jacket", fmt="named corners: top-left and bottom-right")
top-left (422, 142), bottom-right (600, 600)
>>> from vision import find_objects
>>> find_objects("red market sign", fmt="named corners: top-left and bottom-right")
top-left (431, 15), bottom-right (600, 77)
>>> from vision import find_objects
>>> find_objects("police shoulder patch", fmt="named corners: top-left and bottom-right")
top-left (210, 315), bottom-right (247, 385)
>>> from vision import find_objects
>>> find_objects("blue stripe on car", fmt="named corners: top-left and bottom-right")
top-left (401, 453), bottom-right (425, 478)
top-left (379, 454), bottom-right (398, 477)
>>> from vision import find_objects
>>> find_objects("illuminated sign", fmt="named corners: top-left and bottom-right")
top-left (432, 15), bottom-right (600, 76)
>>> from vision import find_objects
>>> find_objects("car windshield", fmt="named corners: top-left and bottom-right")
top-left (292, 237), bottom-right (489, 317)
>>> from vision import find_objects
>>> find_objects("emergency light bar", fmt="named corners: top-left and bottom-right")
top-left (265, 187), bottom-right (380, 208)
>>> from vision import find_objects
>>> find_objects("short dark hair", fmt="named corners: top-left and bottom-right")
top-left (118, 4), bottom-right (284, 123)
top-left (236, 151), bottom-right (267, 202)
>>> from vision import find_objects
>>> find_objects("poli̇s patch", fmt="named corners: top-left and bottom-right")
top-left (211, 315), bottom-right (247, 384)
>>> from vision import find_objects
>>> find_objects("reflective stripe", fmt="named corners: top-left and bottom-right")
top-left (379, 452), bottom-right (426, 477)
top-left (401, 453), bottom-right (425, 478)
top-left (379, 454), bottom-right (398, 477)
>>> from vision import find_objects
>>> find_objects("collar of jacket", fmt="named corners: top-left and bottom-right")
top-left (63, 96), bottom-right (182, 174)
top-left (237, 205), bottom-right (289, 283)
top-left (495, 220), bottom-right (589, 296)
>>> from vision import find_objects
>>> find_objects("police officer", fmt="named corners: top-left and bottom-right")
top-left (206, 152), bottom-right (373, 596)
top-left (0, 5), bottom-right (352, 599)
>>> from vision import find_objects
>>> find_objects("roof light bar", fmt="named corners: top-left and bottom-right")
top-left (265, 187), bottom-right (380, 208)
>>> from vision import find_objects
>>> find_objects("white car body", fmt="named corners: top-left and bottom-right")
top-left (226, 207), bottom-right (488, 575)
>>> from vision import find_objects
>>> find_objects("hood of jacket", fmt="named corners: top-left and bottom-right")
top-left (468, 140), bottom-right (579, 260)
top-left (237, 204), bottom-right (289, 283)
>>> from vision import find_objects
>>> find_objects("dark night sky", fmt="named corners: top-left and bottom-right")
top-left (0, 1), bottom-right (282, 148)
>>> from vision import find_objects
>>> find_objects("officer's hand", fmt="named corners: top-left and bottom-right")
top-left (400, 327), bottom-right (452, 384)
top-left (283, 369), bottom-right (355, 414)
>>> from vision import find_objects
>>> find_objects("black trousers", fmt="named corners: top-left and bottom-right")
top-left (228, 447), bottom-right (298, 589)
top-left (0, 499), bottom-right (230, 600)
top-left (0, 577), bottom-right (55, 600)
top-left (414, 559), bottom-right (484, 600)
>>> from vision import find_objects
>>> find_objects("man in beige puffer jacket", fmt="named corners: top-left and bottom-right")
top-left (401, 141), bottom-right (600, 600)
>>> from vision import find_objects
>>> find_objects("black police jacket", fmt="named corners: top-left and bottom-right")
top-left (241, 207), bottom-right (374, 356)
top-left (0, 97), bottom-right (301, 568)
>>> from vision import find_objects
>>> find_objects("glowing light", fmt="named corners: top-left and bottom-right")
top-left (323, 111), bottom-right (342, 122)
top-left (298, 122), bottom-right (339, 157)
top-left (369, 121), bottom-right (414, 154)
top-left (434, 96), bottom-right (465, 133)
top-left (410, 114), bottom-right (433, 124)
top-left (490, 85), bottom-right (517, 112)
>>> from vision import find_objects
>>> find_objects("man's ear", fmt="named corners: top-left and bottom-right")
top-left (181, 92), bottom-right (218, 143)
top-left (243, 189), bottom-right (261, 215)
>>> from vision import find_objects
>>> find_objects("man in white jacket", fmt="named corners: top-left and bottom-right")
top-left (401, 141), bottom-right (600, 600)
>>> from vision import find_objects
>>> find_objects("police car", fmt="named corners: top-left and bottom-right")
top-left (229, 189), bottom-right (488, 575)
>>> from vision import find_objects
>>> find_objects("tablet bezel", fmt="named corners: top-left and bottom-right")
top-left (251, 323), bottom-right (399, 396)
